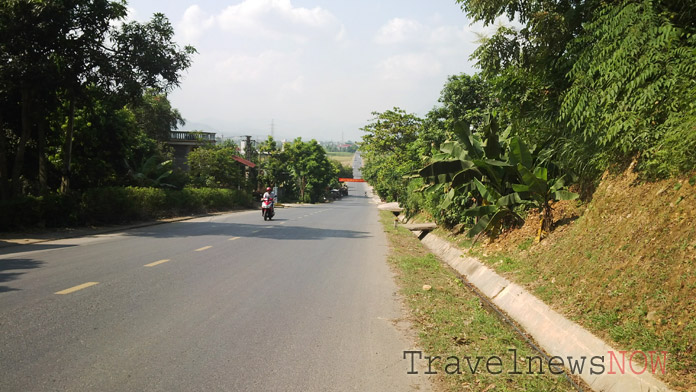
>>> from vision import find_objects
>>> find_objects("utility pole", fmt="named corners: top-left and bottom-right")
top-left (242, 135), bottom-right (257, 191)
top-left (244, 135), bottom-right (253, 160)
top-left (271, 119), bottom-right (275, 139)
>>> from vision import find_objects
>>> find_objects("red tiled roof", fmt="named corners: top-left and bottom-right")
top-left (232, 155), bottom-right (256, 168)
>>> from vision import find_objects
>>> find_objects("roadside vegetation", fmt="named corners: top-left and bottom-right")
top-left (380, 211), bottom-right (580, 391)
top-left (458, 170), bottom-right (696, 390)
top-left (1, 187), bottom-right (251, 229)
top-left (360, 0), bottom-right (695, 390)
top-left (0, 2), bottom-right (351, 230)
top-left (1, 1), bottom-right (196, 200)
top-left (361, 0), bottom-right (695, 229)
top-left (256, 136), bottom-right (348, 203)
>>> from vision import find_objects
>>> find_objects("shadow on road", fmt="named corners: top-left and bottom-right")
top-left (0, 258), bottom-right (43, 293)
top-left (0, 243), bottom-right (77, 257)
top-left (123, 220), bottom-right (371, 241)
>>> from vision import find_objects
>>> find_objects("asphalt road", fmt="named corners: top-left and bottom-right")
top-left (0, 179), bottom-right (430, 391)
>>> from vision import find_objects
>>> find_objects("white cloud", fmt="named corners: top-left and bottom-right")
top-left (280, 75), bottom-right (305, 95)
top-left (335, 24), bottom-right (347, 42)
top-left (374, 18), bottom-right (423, 45)
top-left (215, 50), bottom-right (299, 83)
top-left (155, 0), bottom-right (485, 141)
top-left (427, 25), bottom-right (468, 45)
top-left (375, 18), bottom-right (480, 48)
top-left (179, 5), bottom-right (216, 44)
top-left (377, 53), bottom-right (442, 81)
top-left (216, 0), bottom-right (340, 41)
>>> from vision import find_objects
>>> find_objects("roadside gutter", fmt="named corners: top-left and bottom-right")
top-left (396, 215), bottom-right (672, 392)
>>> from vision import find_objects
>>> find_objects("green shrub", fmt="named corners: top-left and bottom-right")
top-left (1, 187), bottom-right (253, 231)
top-left (0, 197), bottom-right (41, 228)
top-left (40, 193), bottom-right (82, 227)
top-left (128, 187), bottom-right (168, 219)
top-left (82, 187), bottom-right (138, 224)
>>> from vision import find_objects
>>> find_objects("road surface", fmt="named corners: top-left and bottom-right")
top-left (0, 179), bottom-right (430, 391)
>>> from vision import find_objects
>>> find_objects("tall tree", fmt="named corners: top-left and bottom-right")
top-left (438, 73), bottom-right (491, 132)
top-left (57, 8), bottom-right (195, 193)
top-left (0, 1), bottom-right (195, 198)
top-left (131, 89), bottom-right (185, 142)
top-left (187, 145), bottom-right (244, 189)
top-left (561, 0), bottom-right (696, 176)
top-left (359, 108), bottom-right (422, 202)
top-left (0, 0), bottom-right (65, 197)
top-left (283, 138), bottom-right (336, 203)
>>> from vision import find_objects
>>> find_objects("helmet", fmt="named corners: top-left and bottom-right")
top-left (266, 187), bottom-right (272, 192)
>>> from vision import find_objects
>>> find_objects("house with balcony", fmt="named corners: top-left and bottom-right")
top-left (167, 131), bottom-right (256, 180)
top-left (167, 131), bottom-right (216, 169)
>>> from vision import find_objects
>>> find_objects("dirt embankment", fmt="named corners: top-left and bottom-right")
top-left (470, 166), bottom-right (696, 390)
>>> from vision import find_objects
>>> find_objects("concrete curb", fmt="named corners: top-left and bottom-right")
top-left (414, 230), bottom-right (672, 392)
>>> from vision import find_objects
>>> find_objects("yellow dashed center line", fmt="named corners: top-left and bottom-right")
top-left (144, 259), bottom-right (170, 267)
top-left (229, 237), bottom-right (240, 241)
top-left (195, 246), bottom-right (212, 251)
top-left (55, 282), bottom-right (99, 295)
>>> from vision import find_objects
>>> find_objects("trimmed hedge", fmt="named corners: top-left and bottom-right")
top-left (1, 187), bottom-right (253, 230)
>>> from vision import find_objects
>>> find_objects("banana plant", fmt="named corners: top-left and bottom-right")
top-left (509, 137), bottom-right (579, 242)
top-left (418, 117), bottom-right (516, 209)
top-left (417, 113), bottom-right (579, 241)
top-left (462, 178), bottom-right (524, 239)
top-left (125, 155), bottom-right (175, 188)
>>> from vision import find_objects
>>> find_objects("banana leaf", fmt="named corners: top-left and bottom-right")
top-left (439, 188), bottom-right (457, 209)
top-left (534, 166), bottom-right (548, 182)
top-left (496, 192), bottom-right (526, 207)
top-left (517, 164), bottom-right (548, 195)
top-left (554, 190), bottom-right (579, 201)
top-left (473, 178), bottom-right (501, 203)
top-left (467, 207), bottom-right (523, 238)
top-left (509, 137), bottom-right (533, 170)
top-left (419, 159), bottom-right (468, 184)
top-left (450, 167), bottom-right (482, 188)
top-left (440, 140), bottom-right (472, 162)
top-left (481, 112), bottom-right (503, 160)
top-left (462, 205), bottom-right (498, 217)
top-left (452, 121), bottom-right (484, 159)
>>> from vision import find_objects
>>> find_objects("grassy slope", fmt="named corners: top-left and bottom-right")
top-left (450, 167), bottom-right (696, 391)
top-left (380, 211), bottom-right (579, 391)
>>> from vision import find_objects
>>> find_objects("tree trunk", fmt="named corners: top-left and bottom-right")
top-left (300, 176), bottom-right (306, 202)
top-left (0, 111), bottom-right (9, 200)
top-left (535, 202), bottom-right (553, 243)
top-left (38, 116), bottom-right (47, 194)
top-left (60, 98), bottom-right (75, 194)
top-left (11, 86), bottom-right (32, 197)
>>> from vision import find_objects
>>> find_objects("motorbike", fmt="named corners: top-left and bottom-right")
top-left (261, 197), bottom-right (275, 221)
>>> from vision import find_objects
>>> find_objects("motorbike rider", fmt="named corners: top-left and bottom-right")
top-left (262, 187), bottom-right (275, 207)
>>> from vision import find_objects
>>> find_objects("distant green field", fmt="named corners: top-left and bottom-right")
top-left (326, 152), bottom-right (354, 167)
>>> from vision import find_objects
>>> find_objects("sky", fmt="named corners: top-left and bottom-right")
top-left (125, 0), bottom-right (493, 142)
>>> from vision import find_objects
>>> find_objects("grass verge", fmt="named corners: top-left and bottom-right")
top-left (459, 170), bottom-right (696, 391)
top-left (380, 211), bottom-right (578, 391)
